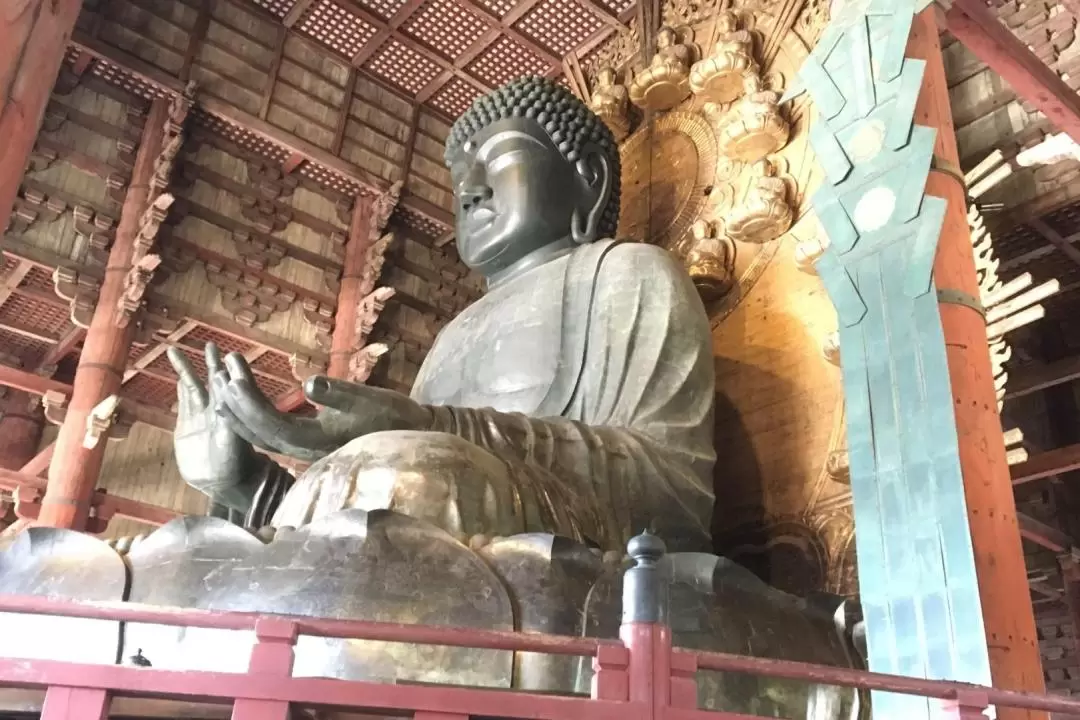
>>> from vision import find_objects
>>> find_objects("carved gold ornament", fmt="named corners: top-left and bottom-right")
top-left (629, 27), bottom-right (695, 111)
top-left (724, 159), bottom-right (793, 244)
top-left (689, 11), bottom-right (758, 103)
top-left (589, 67), bottom-right (632, 141)
top-left (715, 74), bottom-right (790, 163)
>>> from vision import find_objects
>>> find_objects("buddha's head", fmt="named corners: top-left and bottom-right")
top-left (597, 66), bottom-right (617, 87)
top-left (444, 76), bottom-right (621, 279)
top-left (716, 11), bottom-right (737, 33)
top-left (657, 27), bottom-right (676, 48)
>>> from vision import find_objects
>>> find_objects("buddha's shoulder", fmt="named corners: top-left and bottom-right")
top-left (595, 240), bottom-right (688, 284)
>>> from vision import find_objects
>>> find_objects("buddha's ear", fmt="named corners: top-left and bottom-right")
top-left (571, 148), bottom-right (613, 244)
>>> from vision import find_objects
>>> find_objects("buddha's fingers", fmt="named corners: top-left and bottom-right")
top-left (209, 373), bottom-right (275, 452)
top-left (302, 375), bottom-right (364, 412)
top-left (221, 375), bottom-right (330, 461)
top-left (167, 347), bottom-right (208, 410)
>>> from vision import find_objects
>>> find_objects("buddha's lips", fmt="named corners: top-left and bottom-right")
top-left (466, 207), bottom-right (496, 230)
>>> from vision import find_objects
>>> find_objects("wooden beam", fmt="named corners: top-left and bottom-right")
top-left (946, 0), bottom-right (1080, 146)
top-left (259, 26), bottom-right (288, 120)
top-left (0, 319), bottom-right (59, 344)
top-left (1012, 442), bottom-right (1080, 485)
top-left (349, 0), bottom-right (427, 67)
top-left (1018, 512), bottom-right (1074, 554)
top-left (282, 151), bottom-right (305, 174)
top-left (282, 0), bottom-right (317, 26)
top-left (0, 261), bottom-right (32, 308)
top-left (0, 0), bottom-right (84, 240)
top-left (122, 321), bottom-right (198, 383)
top-left (1005, 354), bottom-right (1080, 400)
top-left (274, 387), bottom-right (307, 412)
top-left (19, 443), bottom-right (54, 478)
top-left (399, 104), bottom-right (420, 185)
top-left (1029, 218), bottom-right (1080, 269)
top-left (181, 0), bottom-right (213, 83)
top-left (34, 326), bottom-right (85, 372)
top-left (332, 68), bottom-right (357, 156)
top-left (69, 31), bottom-right (455, 228)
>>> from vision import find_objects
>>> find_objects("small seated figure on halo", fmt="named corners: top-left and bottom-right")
top-left (589, 66), bottom-right (632, 141)
top-left (724, 158), bottom-right (794, 244)
top-left (629, 27), bottom-right (694, 111)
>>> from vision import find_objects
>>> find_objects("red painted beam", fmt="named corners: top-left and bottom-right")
top-left (328, 195), bottom-right (374, 379)
top-left (946, 0), bottom-right (1080, 144)
top-left (0, 0), bottom-right (85, 236)
top-left (18, 442), bottom-right (54, 478)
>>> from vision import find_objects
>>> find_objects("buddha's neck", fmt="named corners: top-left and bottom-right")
top-left (485, 237), bottom-right (575, 290)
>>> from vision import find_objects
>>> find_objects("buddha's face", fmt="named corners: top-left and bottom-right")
top-left (448, 117), bottom-right (609, 277)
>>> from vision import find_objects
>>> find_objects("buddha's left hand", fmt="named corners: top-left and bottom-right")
top-left (212, 352), bottom-right (431, 462)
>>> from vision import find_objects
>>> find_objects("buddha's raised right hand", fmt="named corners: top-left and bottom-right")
top-left (167, 343), bottom-right (263, 510)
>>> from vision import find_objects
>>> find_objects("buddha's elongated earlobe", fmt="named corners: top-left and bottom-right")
top-left (571, 151), bottom-right (612, 244)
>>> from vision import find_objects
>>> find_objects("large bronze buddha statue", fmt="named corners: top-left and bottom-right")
top-left (0, 77), bottom-right (864, 720)
top-left (169, 75), bottom-right (717, 553)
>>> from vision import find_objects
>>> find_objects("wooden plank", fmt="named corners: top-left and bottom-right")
top-left (19, 444), bottom-right (54, 478)
top-left (947, 0), bottom-right (1080, 146)
top-left (1005, 355), bottom-right (1080, 400)
top-left (282, 151), bottom-right (304, 174)
top-left (1012, 443), bottom-right (1080, 485)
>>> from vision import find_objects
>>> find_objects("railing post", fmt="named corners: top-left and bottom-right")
top-left (619, 531), bottom-right (687, 720)
top-left (41, 687), bottom-right (109, 720)
top-left (232, 617), bottom-right (298, 720)
top-left (942, 689), bottom-right (992, 719)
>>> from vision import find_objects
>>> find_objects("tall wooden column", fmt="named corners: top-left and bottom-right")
top-left (0, 0), bottom-right (85, 234)
top-left (0, 390), bottom-right (44, 471)
top-left (38, 98), bottom-right (168, 530)
top-left (909, 11), bottom-right (1047, 712)
top-left (327, 194), bottom-right (374, 379)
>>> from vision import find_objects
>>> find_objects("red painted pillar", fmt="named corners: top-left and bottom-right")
top-left (0, 390), bottom-right (44, 471)
top-left (327, 194), bottom-right (374, 379)
top-left (908, 10), bottom-right (1047, 715)
top-left (0, 0), bottom-right (85, 234)
top-left (38, 98), bottom-right (168, 530)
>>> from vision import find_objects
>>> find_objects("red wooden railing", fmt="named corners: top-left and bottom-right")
top-left (0, 595), bottom-right (1078, 720)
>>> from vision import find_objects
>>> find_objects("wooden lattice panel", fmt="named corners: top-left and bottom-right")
top-left (122, 373), bottom-right (178, 409)
top-left (142, 351), bottom-right (183, 380)
top-left (298, 162), bottom-right (367, 196)
top-left (250, 0), bottom-right (299, 19)
top-left (298, 0), bottom-right (379, 59)
top-left (0, 329), bottom-right (51, 369)
top-left (402, 0), bottom-right (489, 61)
top-left (185, 324), bottom-right (257, 356)
top-left (19, 267), bottom-right (56, 294)
top-left (365, 40), bottom-right (443, 96)
top-left (396, 205), bottom-right (449, 242)
top-left (91, 57), bottom-right (170, 100)
top-left (0, 257), bottom-right (17, 277)
top-left (255, 373), bottom-right (295, 399)
top-left (598, 0), bottom-right (632, 15)
top-left (467, 36), bottom-right (549, 88)
top-left (358, 0), bottom-right (409, 20)
top-left (194, 111), bottom-right (291, 164)
top-left (0, 293), bottom-right (70, 335)
top-left (516, 0), bottom-right (603, 56)
top-left (428, 76), bottom-right (481, 119)
top-left (250, 350), bottom-right (294, 379)
top-left (474, 0), bottom-right (518, 19)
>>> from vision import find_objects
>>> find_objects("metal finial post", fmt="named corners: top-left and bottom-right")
top-left (622, 530), bottom-right (668, 624)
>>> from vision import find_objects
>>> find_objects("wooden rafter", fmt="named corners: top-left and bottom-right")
top-left (1019, 512), bottom-right (1075, 554)
top-left (181, 0), bottom-right (213, 83)
top-left (259, 25), bottom-right (289, 121)
top-left (1006, 355), bottom-right (1080, 401)
top-left (34, 326), bottom-right (86, 372)
top-left (0, 261), bottom-right (32, 308)
top-left (946, 0), bottom-right (1080, 146)
top-left (1029, 218), bottom-right (1080, 269)
top-left (69, 31), bottom-right (455, 228)
top-left (349, 0), bottom-right (428, 66)
top-left (1012, 443), bottom-right (1080, 486)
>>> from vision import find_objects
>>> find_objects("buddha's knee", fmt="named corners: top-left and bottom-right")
top-left (271, 431), bottom-right (526, 539)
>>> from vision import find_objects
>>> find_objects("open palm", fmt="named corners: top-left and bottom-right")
top-left (168, 344), bottom-right (260, 509)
